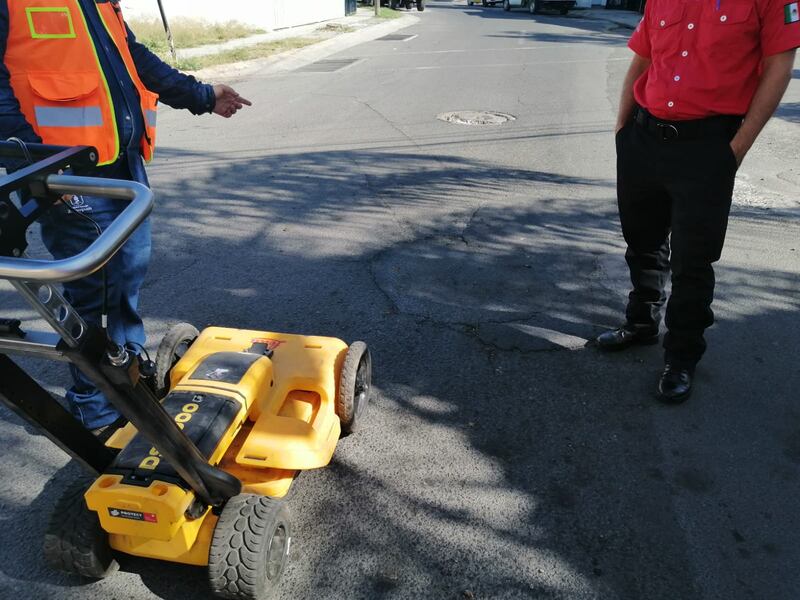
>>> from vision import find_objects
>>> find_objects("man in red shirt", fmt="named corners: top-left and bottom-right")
top-left (596, 0), bottom-right (799, 402)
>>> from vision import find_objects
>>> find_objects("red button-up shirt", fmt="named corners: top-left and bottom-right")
top-left (629, 0), bottom-right (800, 120)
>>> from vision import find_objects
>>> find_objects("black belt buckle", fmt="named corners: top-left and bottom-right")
top-left (656, 122), bottom-right (679, 141)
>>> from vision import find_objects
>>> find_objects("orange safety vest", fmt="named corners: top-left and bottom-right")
top-left (3, 0), bottom-right (158, 165)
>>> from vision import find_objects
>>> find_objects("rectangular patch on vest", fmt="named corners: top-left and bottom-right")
top-left (25, 7), bottom-right (76, 39)
top-left (786, 2), bottom-right (800, 24)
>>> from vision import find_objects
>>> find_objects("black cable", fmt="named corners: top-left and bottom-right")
top-left (60, 199), bottom-right (109, 330)
top-left (126, 340), bottom-right (152, 362)
top-left (6, 136), bottom-right (33, 165)
top-left (6, 137), bottom-right (109, 331)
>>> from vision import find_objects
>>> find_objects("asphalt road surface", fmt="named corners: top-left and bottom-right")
top-left (1, 2), bottom-right (799, 599)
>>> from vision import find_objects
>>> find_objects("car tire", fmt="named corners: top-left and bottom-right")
top-left (530, 0), bottom-right (541, 13)
top-left (504, 0), bottom-right (511, 10)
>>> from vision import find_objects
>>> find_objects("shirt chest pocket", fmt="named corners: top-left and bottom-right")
top-left (701, 2), bottom-right (759, 53)
top-left (649, 4), bottom-right (685, 53)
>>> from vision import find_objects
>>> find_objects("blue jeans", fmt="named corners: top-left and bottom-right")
top-left (39, 195), bottom-right (151, 430)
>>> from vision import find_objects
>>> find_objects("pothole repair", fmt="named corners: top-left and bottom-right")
top-left (370, 207), bottom-right (610, 351)
top-left (437, 111), bottom-right (516, 126)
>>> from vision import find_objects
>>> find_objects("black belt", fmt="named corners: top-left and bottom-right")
top-left (633, 107), bottom-right (742, 141)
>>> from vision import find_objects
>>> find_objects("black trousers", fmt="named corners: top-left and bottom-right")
top-left (615, 114), bottom-right (739, 368)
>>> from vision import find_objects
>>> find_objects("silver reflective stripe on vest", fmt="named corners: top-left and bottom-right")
top-left (145, 110), bottom-right (157, 128)
top-left (34, 106), bottom-right (103, 128)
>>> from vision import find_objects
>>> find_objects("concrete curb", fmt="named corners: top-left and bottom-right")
top-left (567, 8), bottom-right (641, 30)
top-left (191, 14), bottom-right (419, 81)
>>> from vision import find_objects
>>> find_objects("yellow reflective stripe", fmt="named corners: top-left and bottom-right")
top-left (74, 2), bottom-right (119, 166)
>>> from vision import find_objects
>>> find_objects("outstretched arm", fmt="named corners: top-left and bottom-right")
top-left (126, 24), bottom-right (251, 118)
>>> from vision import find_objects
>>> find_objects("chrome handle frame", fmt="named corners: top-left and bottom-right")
top-left (0, 175), bottom-right (153, 283)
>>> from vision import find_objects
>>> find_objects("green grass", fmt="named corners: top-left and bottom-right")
top-left (128, 17), bottom-right (263, 56)
top-left (176, 38), bottom-right (319, 71)
top-left (378, 7), bottom-right (403, 18)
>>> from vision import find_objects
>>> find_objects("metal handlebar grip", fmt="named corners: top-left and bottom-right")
top-left (0, 175), bottom-right (153, 283)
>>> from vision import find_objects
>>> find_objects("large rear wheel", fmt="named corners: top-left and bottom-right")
top-left (43, 477), bottom-right (118, 579)
top-left (208, 495), bottom-right (291, 600)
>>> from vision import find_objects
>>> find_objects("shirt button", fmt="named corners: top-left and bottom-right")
top-left (668, 101), bottom-right (674, 108)
top-left (660, 19), bottom-right (666, 26)
top-left (682, 50), bottom-right (688, 57)
top-left (720, 15), bottom-right (727, 22)
top-left (125, 115), bottom-right (131, 120)
top-left (674, 75), bottom-right (681, 82)
top-left (688, 23), bottom-right (695, 29)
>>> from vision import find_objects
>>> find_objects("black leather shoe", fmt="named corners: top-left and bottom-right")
top-left (594, 325), bottom-right (659, 351)
top-left (657, 364), bottom-right (693, 404)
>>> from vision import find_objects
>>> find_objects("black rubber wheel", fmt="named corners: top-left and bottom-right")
top-left (559, 7), bottom-right (569, 14)
top-left (504, 0), bottom-right (511, 10)
top-left (390, 0), bottom-right (399, 9)
top-left (335, 341), bottom-right (373, 434)
top-left (417, 0), bottom-right (424, 10)
top-left (43, 477), bottom-right (118, 579)
top-left (530, 0), bottom-right (541, 13)
top-left (154, 322), bottom-right (199, 398)
top-left (208, 495), bottom-right (291, 600)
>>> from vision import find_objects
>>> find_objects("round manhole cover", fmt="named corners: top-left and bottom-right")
top-left (437, 111), bottom-right (516, 126)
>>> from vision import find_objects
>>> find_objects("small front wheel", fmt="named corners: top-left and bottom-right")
top-left (208, 495), bottom-right (291, 600)
top-left (154, 322), bottom-right (199, 397)
top-left (336, 341), bottom-right (373, 434)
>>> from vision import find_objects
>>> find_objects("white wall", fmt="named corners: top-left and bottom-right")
top-left (120, 0), bottom-right (345, 31)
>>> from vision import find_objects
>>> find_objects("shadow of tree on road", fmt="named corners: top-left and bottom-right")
top-left (1, 146), bottom-right (798, 600)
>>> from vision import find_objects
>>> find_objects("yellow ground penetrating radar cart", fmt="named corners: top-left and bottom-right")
top-left (0, 143), bottom-right (373, 600)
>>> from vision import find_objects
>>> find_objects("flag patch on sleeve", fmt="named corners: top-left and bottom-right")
top-left (786, 2), bottom-right (800, 24)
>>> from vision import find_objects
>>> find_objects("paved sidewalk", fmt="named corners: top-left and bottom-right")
top-left (569, 7), bottom-right (642, 29)
top-left (179, 7), bottom-right (399, 60)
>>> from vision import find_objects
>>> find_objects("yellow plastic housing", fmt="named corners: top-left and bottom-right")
top-left (88, 326), bottom-right (348, 566)
top-left (85, 475), bottom-right (196, 543)
top-left (173, 327), bottom-right (347, 470)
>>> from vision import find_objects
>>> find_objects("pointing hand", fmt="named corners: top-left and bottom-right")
top-left (212, 84), bottom-right (252, 118)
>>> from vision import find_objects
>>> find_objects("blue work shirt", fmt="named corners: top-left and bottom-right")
top-left (0, 0), bottom-right (216, 183)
